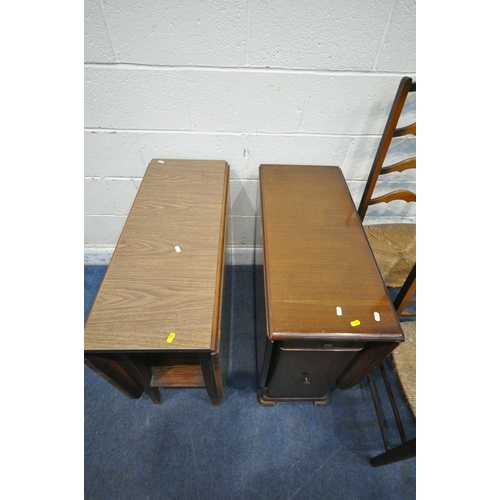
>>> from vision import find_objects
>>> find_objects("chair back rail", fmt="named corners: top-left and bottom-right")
top-left (358, 77), bottom-right (416, 222)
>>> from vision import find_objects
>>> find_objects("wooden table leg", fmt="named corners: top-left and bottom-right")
top-left (336, 342), bottom-right (399, 389)
top-left (258, 337), bottom-right (274, 389)
top-left (85, 353), bottom-right (143, 400)
top-left (199, 352), bottom-right (224, 406)
top-left (114, 353), bottom-right (161, 405)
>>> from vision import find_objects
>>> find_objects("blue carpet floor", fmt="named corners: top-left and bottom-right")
top-left (85, 265), bottom-right (416, 500)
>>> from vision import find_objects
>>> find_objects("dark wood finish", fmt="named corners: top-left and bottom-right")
top-left (265, 343), bottom-right (361, 398)
top-left (148, 352), bottom-right (204, 387)
top-left (84, 159), bottom-right (229, 405)
top-left (84, 354), bottom-right (143, 400)
top-left (336, 341), bottom-right (400, 389)
top-left (358, 77), bottom-right (416, 222)
top-left (393, 264), bottom-right (416, 316)
top-left (199, 353), bottom-right (222, 406)
top-left (260, 165), bottom-right (403, 342)
top-left (258, 165), bottom-right (403, 405)
top-left (394, 123), bottom-right (416, 137)
top-left (114, 353), bottom-right (161, 404)
top-left (367, 263), bottom-right (417, 467)
top-left (151, 365), bottom-right (205, 387)
top-left (258, 387), bottom-right (331, 407)
top-left (258, 337), bottom-right (276, 389)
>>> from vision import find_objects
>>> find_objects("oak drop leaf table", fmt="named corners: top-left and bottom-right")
top-left (257, 165), bottom-right (404, 406)
top-left (85, 159), bottom-right (230, 406)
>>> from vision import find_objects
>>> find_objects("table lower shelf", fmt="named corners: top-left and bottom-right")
top-left (86, 349), bottom-right (225, 405)
top-left (150, 364), bottom-right (205, 387)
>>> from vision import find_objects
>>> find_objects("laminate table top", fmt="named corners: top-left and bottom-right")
top-left (260, 164), bottom-right (403, 344)
top-left (84, 159), bottom-right (229, 352)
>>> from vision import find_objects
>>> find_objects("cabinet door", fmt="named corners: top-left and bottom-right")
top-left (266, 342), bottom-right (363, 399)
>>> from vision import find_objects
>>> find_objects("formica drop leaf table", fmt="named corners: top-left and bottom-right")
top-left (85, 159), bottom-right (230, 406)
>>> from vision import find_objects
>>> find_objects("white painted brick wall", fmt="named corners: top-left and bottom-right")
top-left (102, 0), bottom-right (248, 66)
top-left (84, 0), bottom-right (416, 264)
top-left (248, 1), bottom-right (395, 70)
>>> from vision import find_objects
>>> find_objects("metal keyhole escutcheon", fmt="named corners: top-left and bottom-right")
top-left (303, 372), bottom-right (311, 385)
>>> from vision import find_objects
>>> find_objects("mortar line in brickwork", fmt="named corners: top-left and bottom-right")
top-left (85, 214), bottom-right (127, 218)
top-left (84, 63), bottom-right (411, 78)
top-left (84, 177), bottom-right (143, 181)
top-left (84, 128), bottom-right (385, 139)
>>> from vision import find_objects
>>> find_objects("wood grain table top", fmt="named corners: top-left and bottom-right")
top-left (260, 164), bottom-right (403, 343)
top-left (84, 159), bottom-right (229, 352)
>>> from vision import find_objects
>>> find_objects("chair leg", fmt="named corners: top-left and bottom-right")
top-left (370, 437), bottom-right (416, 467)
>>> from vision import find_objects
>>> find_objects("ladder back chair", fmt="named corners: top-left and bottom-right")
top-left (367, 263), bottom-right (416, 467)
top-left (358, 76), bottom-right (416, 291)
